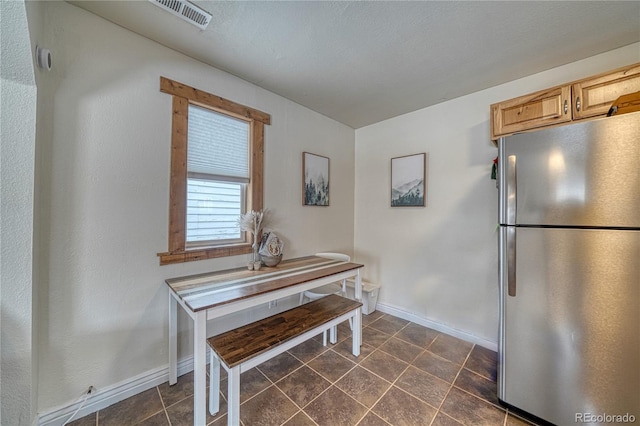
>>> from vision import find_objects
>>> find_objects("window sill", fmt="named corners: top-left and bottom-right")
top-left (157, 243), bottom-right (252, 265)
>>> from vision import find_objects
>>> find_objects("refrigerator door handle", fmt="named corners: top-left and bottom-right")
top-left (506, 155), bottom-right (517, 225)
top-left (507, 226), bottom-right (516, 297)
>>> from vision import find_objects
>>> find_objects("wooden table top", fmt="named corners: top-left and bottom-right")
top-left (166, 256), bottom-right (363, 312)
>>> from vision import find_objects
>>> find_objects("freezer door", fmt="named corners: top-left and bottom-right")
top-left (499, 112), bottom-right (640, 228)
top-left (498, 227), bottom-right (640, 425)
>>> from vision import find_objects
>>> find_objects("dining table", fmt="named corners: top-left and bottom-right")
top-left (165, 255), bottom-right (364, 425)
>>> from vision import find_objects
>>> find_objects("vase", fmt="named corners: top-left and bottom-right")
top-left (260, 254), bottom-right (282, 267)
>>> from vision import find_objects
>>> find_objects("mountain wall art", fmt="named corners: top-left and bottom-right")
top-left (391, 153), bottom-right (426, 207)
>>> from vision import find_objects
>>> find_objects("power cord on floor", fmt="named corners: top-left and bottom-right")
top-left (62, 386), bottom-right (94, 425)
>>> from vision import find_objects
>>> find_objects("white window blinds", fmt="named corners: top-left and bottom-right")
top-left (186, 104), bottom-right (249, 245)
top-left (187, 104), bottom-right (249, 182)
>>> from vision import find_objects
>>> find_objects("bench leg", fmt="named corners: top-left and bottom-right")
top-left (209, 349), bottom-right (220, 415)
top-left (227, 366), bottom-right (241, 426)
top-left (352, 312), bottom-right (361, 356)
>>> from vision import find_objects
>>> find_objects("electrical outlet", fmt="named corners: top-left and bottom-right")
top-left (268, 300), bottom-right (277, 309)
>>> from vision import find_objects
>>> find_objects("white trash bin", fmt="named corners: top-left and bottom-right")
top-left (346, 279), bottom-right (380, 315)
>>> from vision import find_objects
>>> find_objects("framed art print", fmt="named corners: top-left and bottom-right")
top-left (391, 153), bottom-right (426, 207)
top-left (303, 152), bottom-right (329, 206)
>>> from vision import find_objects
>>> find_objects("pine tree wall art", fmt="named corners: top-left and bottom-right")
top-left (303, 152), bottom-right (330, 206)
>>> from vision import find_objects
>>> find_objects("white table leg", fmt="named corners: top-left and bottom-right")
top-left (354, 270), bottom-right (363, 349)
top-left (169, 292), bottom-right (177, 385)
top-left (209, 349), bottom-right (220, 415)
top-left (227, 367), bottom-right (241, 426)
top-left (193, 311), bottom-right (207, 426)
top-left (330, 325), bottom-right (337, 344)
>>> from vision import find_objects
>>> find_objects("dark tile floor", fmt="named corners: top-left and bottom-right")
top-left (69, 311), bottom-right (539, 426)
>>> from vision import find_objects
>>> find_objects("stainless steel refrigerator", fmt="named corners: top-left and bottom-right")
top-left (498, 112), bottom-right (640, 425)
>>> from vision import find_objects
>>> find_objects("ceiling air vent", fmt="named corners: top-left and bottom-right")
top-left (149, 0), bottom-right (212, 30)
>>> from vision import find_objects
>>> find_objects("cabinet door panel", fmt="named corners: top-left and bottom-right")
top-left (491, 86), bottom-right (571, 139)
top-left (573, 63), bottom-right (640, 119)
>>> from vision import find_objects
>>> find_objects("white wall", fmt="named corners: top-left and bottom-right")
top-left (0, 1), bottom-right (38, 425)
top-left (354, 43), bottom-right (640, 346)
top-left (35, 1), bottom-right (354, 414)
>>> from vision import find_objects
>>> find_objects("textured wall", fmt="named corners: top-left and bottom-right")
top-left (35, 2), bottom-right (354, 413)
top-left (354, 43), bottom-right (640, 345)
top-left (0, 1), bottom-right (37, 425)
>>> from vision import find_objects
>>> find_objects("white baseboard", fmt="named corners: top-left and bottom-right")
top-left (37, 356), bottom-right (196, 426)
top-left (375, 302), bottom-right (498, 352)
top-left (38, 304), bottom-right (497, 425)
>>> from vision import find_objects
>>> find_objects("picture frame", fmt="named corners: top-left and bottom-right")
top-left (391, 153), bottom-right (426, 207)
top-left (302, 152), bottom-right (330, 206)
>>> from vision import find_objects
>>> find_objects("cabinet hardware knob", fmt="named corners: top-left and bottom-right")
top-left (564, 99), bottom-right (568, 114)
top-left (576, 97), bottom-right (581, 112)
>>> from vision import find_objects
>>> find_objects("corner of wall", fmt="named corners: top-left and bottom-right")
top-left (1, 1), bottom-right (38, 425)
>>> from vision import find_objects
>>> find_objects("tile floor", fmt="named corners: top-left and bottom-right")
top-left (69, 311), bottom-right (539, 426)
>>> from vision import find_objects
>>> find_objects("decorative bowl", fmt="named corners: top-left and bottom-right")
top-left (261, 254), bottom-right (282, 267)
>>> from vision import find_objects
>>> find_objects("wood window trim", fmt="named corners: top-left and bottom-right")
top-left (157, 77), bottom-right (270, 265)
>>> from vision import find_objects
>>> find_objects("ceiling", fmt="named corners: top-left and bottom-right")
top-left (69, 1), bottom-right (640, 128)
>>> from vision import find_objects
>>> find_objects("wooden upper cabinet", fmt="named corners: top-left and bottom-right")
top-left (572, 63), bottom-right (640, 119)
top-left (491, 62), bottom-right (640, 141)
top-left (491, 85), bottom-right (571, 139)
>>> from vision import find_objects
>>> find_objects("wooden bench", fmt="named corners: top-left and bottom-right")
top-left (207, 294), bottom-right (362, 425)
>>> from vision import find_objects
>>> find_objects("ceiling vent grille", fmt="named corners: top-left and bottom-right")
top-left (149, 0), bottom-right (212, 30)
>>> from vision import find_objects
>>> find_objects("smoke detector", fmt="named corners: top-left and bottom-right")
top-left (148, 0), bottom-right (212, 30)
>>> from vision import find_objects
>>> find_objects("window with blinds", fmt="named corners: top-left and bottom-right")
top-left (186, 105), bottom-right (249, 246)
top-left (159, 77), bottom-right (269, 265)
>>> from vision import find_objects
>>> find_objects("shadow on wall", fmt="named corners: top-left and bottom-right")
top-left (36, 29), bottom-right (176, 408)
top-left (356, 156), bottom-right (499, 338)
top-left (468, 120), bottom-right (494, 167)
